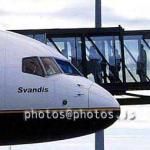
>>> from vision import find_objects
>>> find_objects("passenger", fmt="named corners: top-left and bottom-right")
top-left (74, 47), bottom-right (82, 72)
top-left (98, 41), bottom-right (107, 83)
top-left (69, 41), bottom-right (78, 68)
top-left (115, 49), bottom-right (121, 78)
top-left (137, 44), bottom-right (147, 82)
top-left (89, 46), bottom-right (102, 84)
top-left (62, 48), bottom-right (68, 58)
top-left (70, 47), bottom-right (78, 68)
top-left (109, 49), bottom-right (121, 83)
top-left (101, 58), bottom-right (107, 83)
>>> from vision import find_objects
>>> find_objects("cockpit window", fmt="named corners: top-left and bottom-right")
top-left (22, 57), bottom-right (44, 77)
top-left (22, 57), bottom-right (81, 77)
top-left (55, 59), bottom-right (81, 76)
top-left (40, 57), bottom-right (61, 76)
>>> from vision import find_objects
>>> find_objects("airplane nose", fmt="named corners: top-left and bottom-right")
top-left (89, 83), bottom-right (120, 109)
top-left (87, 82), bottom-right (120, 130)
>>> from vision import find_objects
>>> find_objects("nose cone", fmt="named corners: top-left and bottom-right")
top-left (88, 83), bottom-right (120, 129)
top-left (89, 83), bottom-right (120, 109)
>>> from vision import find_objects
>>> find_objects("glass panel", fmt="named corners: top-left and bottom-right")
top-left (86, 36), bottom-right (122, 84)
top-left (40, 57), bottom-right (61, 76)
top-left (124, 35), bottom-right (150, 82)
top-left (51, 37), bottom-right (83, 72)
top-left (34, 34), bottom-right (46, 43)
top-left (55, 59), bottom-right (81, 76)
top-left (141, 38), bottom-right (150, 82)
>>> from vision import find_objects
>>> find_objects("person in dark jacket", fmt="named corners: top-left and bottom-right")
top-left (137, 44), bottom-right (147, 82)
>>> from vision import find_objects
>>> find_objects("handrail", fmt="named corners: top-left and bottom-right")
top-left (47, 38), bottom-right (63, 54)
top-left (124, 44), bottom-right (137, 63)
top-left (143, 38), bottom-right (150, 51)
top-left (125, 65), bottom-right (137, 82)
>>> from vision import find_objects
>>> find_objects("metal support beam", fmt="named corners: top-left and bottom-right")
top-left (95, 0), bottom-right (102, 27)
top-left (95, 1), bottom-right (104, 149)
top-left (95, 130), bottom-right (104, 150)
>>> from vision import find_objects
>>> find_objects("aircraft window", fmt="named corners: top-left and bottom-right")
top-left (40, 57), bottom-right (61, 76)
top-left (22, 57), bottom-right (44, 77)
top-left (55, 59), bottom-right (81, 76)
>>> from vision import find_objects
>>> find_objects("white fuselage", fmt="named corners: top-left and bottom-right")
top-left (0, 30), bottom-right (120, 145)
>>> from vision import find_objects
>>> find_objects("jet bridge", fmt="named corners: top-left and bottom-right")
top-left (11, 27), bottom-right (150, 104)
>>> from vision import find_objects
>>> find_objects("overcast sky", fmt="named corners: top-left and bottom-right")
top-left (0, 0), bottom-right (150, 150)
top-left (1, 0), bottom-right (150, 30)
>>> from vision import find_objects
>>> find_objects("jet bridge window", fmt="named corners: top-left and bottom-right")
top-left (22, 57), bottom-right (44, 77)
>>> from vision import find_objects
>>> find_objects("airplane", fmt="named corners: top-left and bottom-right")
top-left (0, 30), bottom-right (120, 145)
